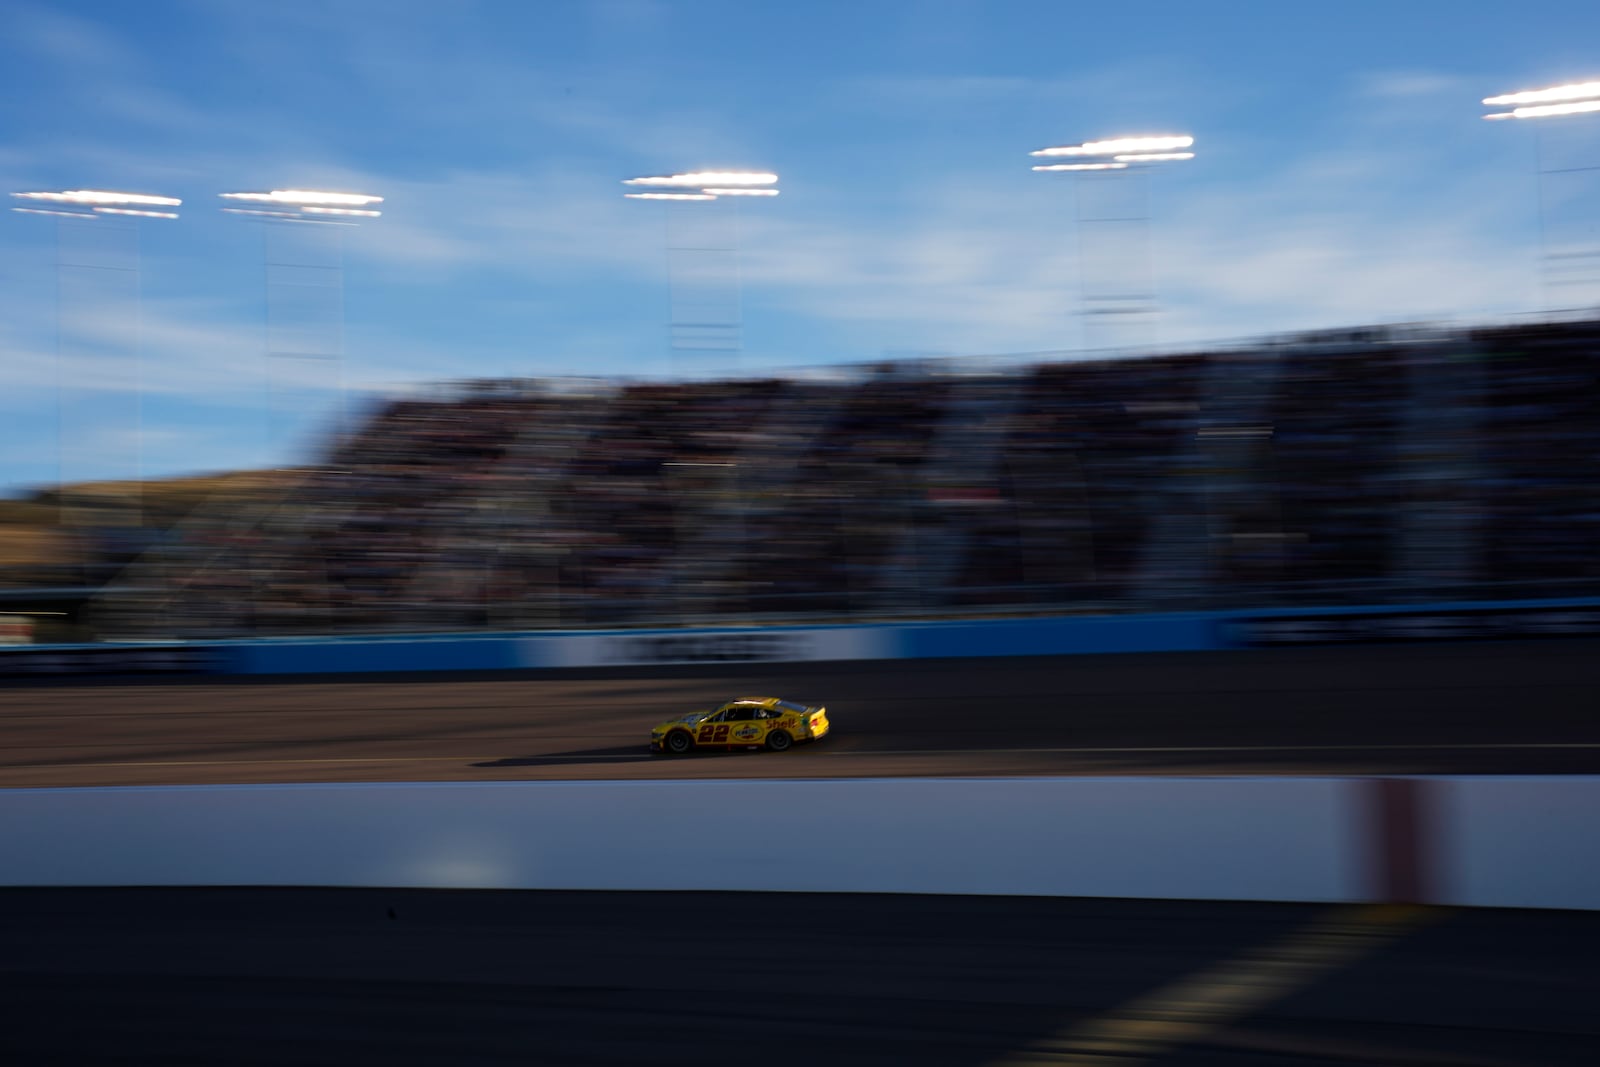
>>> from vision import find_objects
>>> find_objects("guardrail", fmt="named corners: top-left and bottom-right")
top-left (3, 776), bottom-right (1594, 910)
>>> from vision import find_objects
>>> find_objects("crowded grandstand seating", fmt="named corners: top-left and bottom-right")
top-left (98, 316), bottom-right (1600, 636)
top-left (1474, 322), bottom-right (1600, 588)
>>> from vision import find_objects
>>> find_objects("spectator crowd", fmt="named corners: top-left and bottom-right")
top-left (100, 317), bottom-right (1600, 636)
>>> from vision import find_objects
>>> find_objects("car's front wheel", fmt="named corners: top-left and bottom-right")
top-left (665, 730), bottom-right (694, 755)
top-left (765, 730), bottom-right (792, 752)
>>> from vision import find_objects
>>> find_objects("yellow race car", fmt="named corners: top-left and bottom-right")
top-left (650, 697), bottom-right (830, 755)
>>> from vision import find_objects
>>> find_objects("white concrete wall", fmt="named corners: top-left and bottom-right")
top-left (0, 777), bottom-right (1359, 902)
top-left (6, 776), bottom-right (1594, 909)
top-left (1439, 777), bottom-right (1600, 911)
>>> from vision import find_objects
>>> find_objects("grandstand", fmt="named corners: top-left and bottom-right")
top-left (65, 314), bottom-right (1600, 638)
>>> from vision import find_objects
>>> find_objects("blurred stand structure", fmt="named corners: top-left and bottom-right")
top-left (1484, 80), bottom-right (1600, 309)
top-left (123, 190), bottom-right (388, 636)
top-left (1031, 135), bottom-right (1195, 352)
top-left (220, 189), bottom-right (384, 456)
top-left (67, 313), bottom-right (1600, 639)
top-left (6, 191), bottom-right (179, 621)
top-left (624, 170), bottom-right (779, 377)
top-left (10, 191), bottom-right (181, 523)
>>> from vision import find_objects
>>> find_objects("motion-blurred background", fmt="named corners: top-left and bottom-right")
top-left (0, 2), bottom-right (1596, 641)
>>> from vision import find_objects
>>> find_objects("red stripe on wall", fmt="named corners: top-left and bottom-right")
top-left (1367, 777), bottom-right (1436, 904)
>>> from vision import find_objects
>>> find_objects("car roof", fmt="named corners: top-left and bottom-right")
top-left (728, 697), bottom-right (779, 706)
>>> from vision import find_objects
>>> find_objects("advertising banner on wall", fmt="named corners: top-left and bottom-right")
top-left (1227, 602), bottom-right (1600, 647)
top-left (0, 643), bottom-right (217, 677)
top-left (520, 626), bottom-right (897, 669)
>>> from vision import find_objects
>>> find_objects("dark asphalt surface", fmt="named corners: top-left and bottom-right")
top-left (2, 888), bottom-right (1596, 1066)
top-left (5, 646), bottom-right (1598, 1065)
top-left (3, 639), bottom-right (1600, 787)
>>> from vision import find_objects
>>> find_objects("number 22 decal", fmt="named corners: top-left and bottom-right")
top-left (697, 724), bottom-right (731, 743)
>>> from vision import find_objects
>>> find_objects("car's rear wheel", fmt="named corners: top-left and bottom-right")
top-left (765, 730), bottom-right (792, 752)
top-left (665, 731), bottom-right (694, 755)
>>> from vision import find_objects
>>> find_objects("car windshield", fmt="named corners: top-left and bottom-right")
top-left (775, 700), bottom-right (809, 713)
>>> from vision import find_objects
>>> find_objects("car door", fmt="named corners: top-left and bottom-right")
top-left (695, 708), bottom-right (734, 746)
top-left (724, 705), bottom-right (768, 747)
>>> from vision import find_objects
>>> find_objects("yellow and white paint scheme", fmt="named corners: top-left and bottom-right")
top-left (650, 697), bottom-right (829, 754)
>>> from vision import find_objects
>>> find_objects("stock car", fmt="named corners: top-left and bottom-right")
top-left (650, 697), bottom-right (830, 755)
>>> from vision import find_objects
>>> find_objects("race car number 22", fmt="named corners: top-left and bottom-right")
top-left (697, 724), bottom-right (732, 743)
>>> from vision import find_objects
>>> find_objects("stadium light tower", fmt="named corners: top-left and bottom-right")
top-left (623, 170), bottom-right (779, 377)
top-left (1030, 135), bottom-right (1195, 352)
top-left (1484, 80), bottom-right (1600, 308)
top-left (10, 189), bottom-right (181, 527)
top-left (218, 189), bottom-right (383, 462)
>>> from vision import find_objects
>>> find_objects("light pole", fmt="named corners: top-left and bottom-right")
top-left (1029, 135), bottom-right (1195, 352)
top-left (10, 189), bottom-right (181, 528)
top-left (623, 170), bottom-right (779, 378)
top-left (218, 189), bottom-right (383, 462)
top-left (1484, 80), bottom-right (1600, 309)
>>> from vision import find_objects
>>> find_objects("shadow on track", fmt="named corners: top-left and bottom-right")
top-left (472, 743), bottom-right (794, 769)
top-left (471, 745), bottom-right (657, 769)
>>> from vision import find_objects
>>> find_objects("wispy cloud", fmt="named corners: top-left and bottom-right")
top-left (1358, 70), bottom-right (1468, 100)
top-left (0, 4), bottom-right (1575, 486)
top-left (10, 2), bottom-right (137, 70)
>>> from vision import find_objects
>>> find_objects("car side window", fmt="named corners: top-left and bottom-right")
top-left (726, 706), bottom-right (754, 721)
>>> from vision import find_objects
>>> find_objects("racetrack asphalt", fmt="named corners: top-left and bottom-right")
top-left (3, 638), bottom-right (1599, 788)
top-left (3, 888), bottom-right (1597, 1066)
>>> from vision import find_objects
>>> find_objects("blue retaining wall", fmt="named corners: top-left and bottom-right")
top-left (223, 635), bottom-right (527, 674)
top-left (897, 612), bottom-right (1222, 659)
top-left (8, 595), bottom-right (1598, 677)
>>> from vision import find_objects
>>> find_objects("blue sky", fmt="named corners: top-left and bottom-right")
top-left (2, 0), bottom-right (1598, 492)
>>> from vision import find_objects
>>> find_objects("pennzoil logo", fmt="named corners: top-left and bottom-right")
top-left (733, 724), bottom-right (762, 741)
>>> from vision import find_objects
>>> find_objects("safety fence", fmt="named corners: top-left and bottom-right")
top-left (2, 776), bottom-right (1594, 910)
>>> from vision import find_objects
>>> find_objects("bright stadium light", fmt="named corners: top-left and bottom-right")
top-left (93, 207), bottom-right (180, 219)
top-left (1032, 162), bottom-right (1128, 172)
top-left (700, 187), bottom-right (780, 196)
top-left (1483, 80), bottom-right (1600, 107)
top-left (1031, 135), bottom-right (1194, 158)
top-left (623, 171), bottom-right (778, 187)
top-left (220, 206), bottom-right (352, 225)
top-left (219, 191), bottom-right (383, 223)
top-left (1482, 79), bottom-right (1600, 120)
top-left (1484, 100), bottom-right (1600, 121)
top-left (13, 189), bottom-right (182, 206)
top-left (1114, 152), bottom-right (1197, 163)
top-left (219, 190), bottom-right (383, 206)
top-left (624, 191), bottom-right (719, 200)
top-left (11, 207), bottom-right (98, 219)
